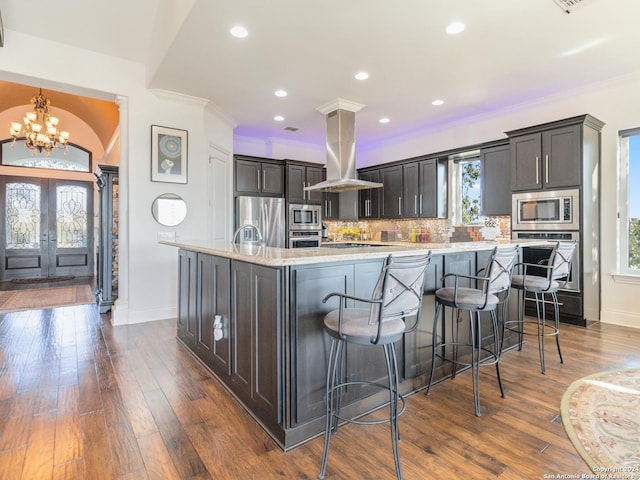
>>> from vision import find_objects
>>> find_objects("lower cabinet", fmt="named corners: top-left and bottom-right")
top-left (197, 253), bottom-right (231, 376)
top-left (230, 261), bottom-right (282, 428)
top-left (177, 249), bottom-right (198, 350)
top-left (290, 259), bottom-right (385, 426)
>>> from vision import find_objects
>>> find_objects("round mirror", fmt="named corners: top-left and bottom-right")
top-left (152, 193), bottom-right (187, 226)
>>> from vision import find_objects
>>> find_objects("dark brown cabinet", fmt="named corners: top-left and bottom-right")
top-left (177, 249), bottom-right (198, 349)
top-left (235, 155), bottom-right (284, 196)
top-left (286, 162), bottom-right (323, 204)
top-left (358, 169), bottom-right (380, 218)
top-left (418, 158), bottom-right (447, 218)
top-left (95, 165), bottom-right (119, 313)
top-left (380, 165), bottom-right (404, 218)
top-left (197, 253), bottom-right (231, 376)
top-left (359, 158), bottom-right (446, 221)
top-left (322, 191), bottom-right (340, 220)
top-left (231, 260), bottom-right (282, 430)
top-left (403, 162), bottom-right (420, 218)
top-left (290, 259), bottom-right (384, 426)
top-left (507, 117), bottom-right (605, 192)
top-left (480, 143), bottom-right (511, 216)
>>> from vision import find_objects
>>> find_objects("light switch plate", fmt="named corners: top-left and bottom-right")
top-left (157, 231), bottom-right (176, 241)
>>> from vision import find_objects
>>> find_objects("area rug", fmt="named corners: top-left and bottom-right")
top-left (0, 285), bottom-right (94, 313)
top-left (11, 275), bottom-right (75, 284)
top-left (561, 368), bottom-right (640, 470)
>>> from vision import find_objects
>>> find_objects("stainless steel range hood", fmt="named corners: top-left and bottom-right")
top-left (304, 99), bottom-right (383, 192)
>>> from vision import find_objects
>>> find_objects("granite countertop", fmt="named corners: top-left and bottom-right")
top-left (160, 239), bottom-right (547, 267)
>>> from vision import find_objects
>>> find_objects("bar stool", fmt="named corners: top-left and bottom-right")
top-left (426, 245), bottom-right (519, 416)
top-left (504, 241), bottom-right (577, 374)
top-left (318, 253), bottom-right (431, 480)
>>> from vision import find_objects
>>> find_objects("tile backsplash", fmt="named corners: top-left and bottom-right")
top-left (325, 216), bottom-right (511, 243)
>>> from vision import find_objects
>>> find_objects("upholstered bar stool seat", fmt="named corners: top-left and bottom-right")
top-left (318, 253), bottom-right (431, 480)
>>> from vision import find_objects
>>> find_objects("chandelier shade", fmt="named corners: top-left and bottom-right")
top-left (9, 89), bottom-right (70, 156)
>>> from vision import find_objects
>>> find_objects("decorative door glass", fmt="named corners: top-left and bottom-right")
top-left (5, 182), bottom-right (41, 249)
top-left (56, 185), bottom-right (88, 248)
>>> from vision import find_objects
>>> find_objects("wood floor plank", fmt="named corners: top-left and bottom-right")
top-left (20, 411), bottom-right (56, 480)
top-left (52, 458), bottom-right (84, 480)
top-left (80, 410), bottom-right (115, 479)
top-left (0, 445), bottom-right (27, 480)
top-left (136, 433), bottom-right (182, 480)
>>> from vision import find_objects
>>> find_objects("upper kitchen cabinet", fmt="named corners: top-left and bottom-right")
top-left (380, 165), bottom-right (404, 218)
top-left (508, 115), bottom-right (605, 192)
top-left (285, 161), bottom-right (323, 204)
top-left (358, 169), bottom-right (380, 219)
top-left (480, 143), bottom-right (511, 216)
top-left (234, 155), bottom-right (284, 196)
top-left (418, 157), bottom-right (448, 218)
top-left (403, 162), bottom-right (420, 218)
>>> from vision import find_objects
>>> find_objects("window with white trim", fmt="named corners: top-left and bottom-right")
top-left (619, 128), bottom-right (640, 274)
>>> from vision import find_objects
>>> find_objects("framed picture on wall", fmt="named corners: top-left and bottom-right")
top-left (151, 125), bottom-right (188, 184)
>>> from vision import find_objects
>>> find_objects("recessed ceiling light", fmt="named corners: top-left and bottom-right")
top-left (355, 71), bottom-right (370, 81)
top-left (445, 21), bottom-right (465, 35)
top-left (274, 115), bottom-right (285, 122)
top-left (274, 89), bottom-right (288, 97)
top-left (379, 117), bottom-right (390, 124)
top-left (432, 99), bottom-right (444, 106)
top-left (230, 25), bottom-right (248, 38)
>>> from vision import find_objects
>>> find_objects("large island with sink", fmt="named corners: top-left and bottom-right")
top-left (162, 239), bottom-right (533, 450)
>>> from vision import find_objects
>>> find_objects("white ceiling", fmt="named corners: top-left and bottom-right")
top-left (3, 0), bottom-right (640, 149)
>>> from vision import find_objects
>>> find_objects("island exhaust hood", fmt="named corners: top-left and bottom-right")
top-left (304, 99), bottom-right (383, 192)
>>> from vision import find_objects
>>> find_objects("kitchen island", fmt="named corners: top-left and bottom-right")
top-left (162, 239), bottom-right (531, 450)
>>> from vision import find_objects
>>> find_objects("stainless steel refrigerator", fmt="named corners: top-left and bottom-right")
top-left (235, 196), bottom-right (285, 248)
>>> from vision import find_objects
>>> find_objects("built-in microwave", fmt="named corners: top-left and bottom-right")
top-left (288, 203), bottom-right (322, 231)
top-left (511, 188), bottom-right (579, 231)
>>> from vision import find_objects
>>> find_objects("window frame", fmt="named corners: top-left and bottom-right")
top-left (451, 150), bottom-right (483, 226)
top-left (618, 127), bottom-right (640, 276)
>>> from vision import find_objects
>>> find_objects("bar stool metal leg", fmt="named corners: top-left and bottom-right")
top-left (552, 292), bottom-right (564, 364)
top-left (383, 343), bottom-right (402, 480)
top-left (319, 338), bottom-right (342, 479)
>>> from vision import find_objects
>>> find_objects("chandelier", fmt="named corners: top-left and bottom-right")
top-left (9, 89), bottom-right (70, 156)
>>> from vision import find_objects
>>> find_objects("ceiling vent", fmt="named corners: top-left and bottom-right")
top-left (284, 126), bottom-right (299, 132)
top-left (553, 0), bottom-right (584, 13)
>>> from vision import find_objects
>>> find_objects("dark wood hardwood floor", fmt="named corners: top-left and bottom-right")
top-left (1, 304), bottom-right (638, 479)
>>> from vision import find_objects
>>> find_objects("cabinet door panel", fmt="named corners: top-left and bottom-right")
top-left (253, 265), bottom-right (281, 420)
top-left (292, 264), bottom-right (354, 425)
top-left (231, 261), bottom-right (253, 402)
top-left (543, 125), bottom-right (581, 188)
top-left (198, 254), bottom-right (232, 376)
top-left (511, 133), bottom-right (542, 191)
top-left (286, 164), bottom-right (305, 203)
top-left (380, 166), bottom-right (403, 218)
top-left (419, 160), bottom-right (437, 218)
top-left (403, 163), bottom-right (420, 218)
top-left (235, 160), bottom-right (261, 194)
top-left (261, 163), bottom-right (284, 195)
top-left (358, 170), bottom-right (380, 218)
top-left (306, 167), bottom-right (324, 204)
top-left (481, 144), bottom-right (511, 216)
top-left (177, 250), bottom-right (198, 348)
